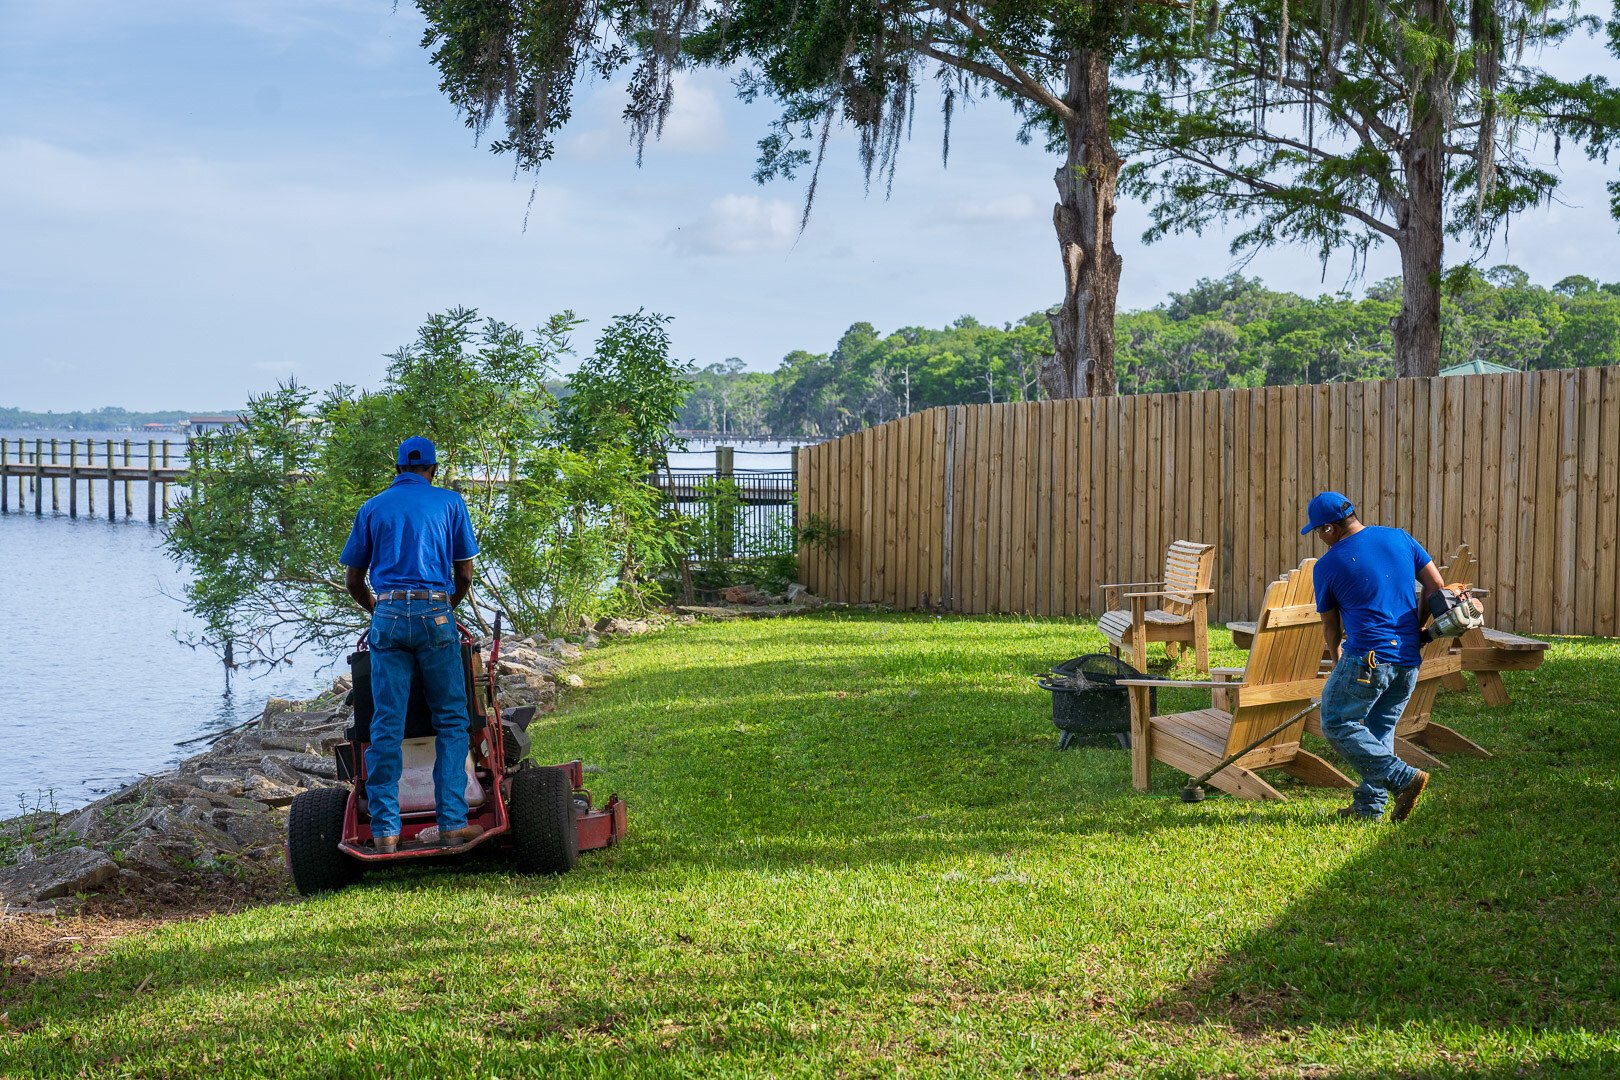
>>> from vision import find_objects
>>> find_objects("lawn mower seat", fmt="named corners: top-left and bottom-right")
top-left (396, 737), bottom-right (487, 814)
top-left (346, 641), bottom-right (489, 744)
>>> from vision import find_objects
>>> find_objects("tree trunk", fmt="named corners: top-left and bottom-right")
top-left (1041, 47), bottom-right (1123, 399)
top-left (1390, 0), bottom-right (1450, 379)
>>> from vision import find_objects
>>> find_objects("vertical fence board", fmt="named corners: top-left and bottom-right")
top-left (1597, 369), bottom-right (1620, 636)
top-left (1575, 369), bottom-right (1601, 635)
top-left (1556, 372), bottom-right (1581, 634)
top-left (1534, 371), bottom-right (1561, 631)
top-left (1478, 376), bottom-right (1503, 602)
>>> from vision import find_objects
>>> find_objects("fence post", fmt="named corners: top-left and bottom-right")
top-left (161, 440), bottom-right (171, 517)
top-left (941, 407), bottom-right (956, 612)
top-left (123, 438), bottom-right (132, 518)
top-left (715, 445), bottom-right (735, 560)
top-left (106, 439), bottom-right (115, 520)
top-left (68, 439), bottom-right (78, 517)
top-left (790, 445), bottom-right (800, 539)
top-left (33, 438), bottom-right (43, 516)
top-left (50, 438), bottom-right (59, 512)
top-left (1, 438), bottom-right (9, 514)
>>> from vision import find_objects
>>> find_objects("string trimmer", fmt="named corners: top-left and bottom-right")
top-left (1181, 700), bottom-right (1321, 803)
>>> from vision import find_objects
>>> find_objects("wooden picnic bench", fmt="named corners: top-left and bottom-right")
top-left (1097, 540), bottom-right (1215, 674)
top-left (1122, 559), bottom-right (1354, 801)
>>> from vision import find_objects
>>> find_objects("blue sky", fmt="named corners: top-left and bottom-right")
top-left (2, 0), bottom-right (1617, 411)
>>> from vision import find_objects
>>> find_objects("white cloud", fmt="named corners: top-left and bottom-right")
top-left (668, 194), bottom-right (797, 257)
top-left (659, 72), bottom-right (727, 152)
top-left (567, 71), bottom-right (727, 159)
top-left (940, 193), bottom-right (1040, 225)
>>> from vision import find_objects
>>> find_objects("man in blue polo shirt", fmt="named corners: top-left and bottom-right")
top-left (1305, 491), bottom-right (1456, 822)
top-left (340, 437), bottom-right (481, 853)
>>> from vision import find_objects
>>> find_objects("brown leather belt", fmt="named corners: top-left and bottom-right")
top-left (375, 590), bottom-right (449, 602)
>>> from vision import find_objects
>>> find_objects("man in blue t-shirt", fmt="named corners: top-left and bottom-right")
top-left (1305, 491), bottom-right (1460, 822)
top-left (340, 437), bottom-right (481, 853)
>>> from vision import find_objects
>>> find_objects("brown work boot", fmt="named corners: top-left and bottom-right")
top-left (437, 823), bottom-right (484, 848)
top-left (373, 834), bottom-right (399, 854)
top-left (1390, 770), bottom-right (1430, 822)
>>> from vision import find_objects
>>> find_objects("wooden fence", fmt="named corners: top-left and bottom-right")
top-left (797, 368), bottom-right (1620, 637)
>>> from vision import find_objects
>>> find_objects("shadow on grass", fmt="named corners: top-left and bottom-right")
top-left (1153, 648), bottom-right (1620, 1037)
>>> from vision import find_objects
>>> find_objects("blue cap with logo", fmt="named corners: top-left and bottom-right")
top-left (396, 436), bottom-right (437, 467)
top-left (1301, 491), bottom-right (1356, 535)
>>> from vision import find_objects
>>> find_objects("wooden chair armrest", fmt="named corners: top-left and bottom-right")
top-left (1210, 667), bottom-right (1246, 678)
top-left (1099, 580), bottom-right (1164, 590)
top-left (1117, 678), bottom-right (1241, 690)
top-left (1122, 588), bottom-right (1215, 600)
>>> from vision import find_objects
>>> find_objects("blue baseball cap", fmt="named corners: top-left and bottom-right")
top-left (396, 436), bottom-right (437, 467)
top-left (1301, 491), bottom-right (1356, 535)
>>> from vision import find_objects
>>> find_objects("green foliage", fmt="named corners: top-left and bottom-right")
top-left (3, 619), bottom-right (1617, 1075)
top-left (676, 268), bottom-right (1620, 423)
top-left (558, 310), bottom-right (693, 463)
top-left (167, 309), bottom-right (688, 660)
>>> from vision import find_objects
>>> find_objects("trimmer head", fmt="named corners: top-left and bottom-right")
top-left (1181, 784), bottom-right (1206, 803)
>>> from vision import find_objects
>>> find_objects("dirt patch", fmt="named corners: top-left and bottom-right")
top-left (0, 912), bottom-right (165, 998)
top-left (1, 864), bottom-right (291, 1002)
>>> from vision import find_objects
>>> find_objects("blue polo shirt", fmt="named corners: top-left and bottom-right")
top-left (340, 473), bottom-right (479, 593)
top-left (1313, 526), bottom-right (1432, 665)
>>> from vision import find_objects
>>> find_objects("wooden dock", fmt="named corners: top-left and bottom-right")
top-left (0, 437), bottom-right (188, 522)
top-left (0, 438), bottom-right (800, 534)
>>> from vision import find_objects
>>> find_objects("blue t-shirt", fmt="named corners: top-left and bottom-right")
top-left (340, 473), bottom-right (479, 593)
top-left (1312, 526), bottom-right (1432, 666)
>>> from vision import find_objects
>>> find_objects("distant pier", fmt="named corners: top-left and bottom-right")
top-left (0, 437), bottom-right (188, 522)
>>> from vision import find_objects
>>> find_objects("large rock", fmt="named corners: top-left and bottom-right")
top-left (0, 846), bottom-right (118, 906)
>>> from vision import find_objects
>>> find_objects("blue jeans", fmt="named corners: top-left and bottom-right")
top-left (1319, 652), bottom-right (1422, 816)
top-left (364, 598), bottom-right (470, 839)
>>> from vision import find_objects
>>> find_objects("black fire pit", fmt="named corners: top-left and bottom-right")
top-left (1037, 654), bottom-right (1153, 750)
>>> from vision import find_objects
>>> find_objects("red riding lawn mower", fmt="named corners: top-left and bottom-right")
top-left (286, 615), bottom-right (626, 896)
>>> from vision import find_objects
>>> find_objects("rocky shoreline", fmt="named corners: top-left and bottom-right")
top-left (0, 598), bottom-right (823, 915)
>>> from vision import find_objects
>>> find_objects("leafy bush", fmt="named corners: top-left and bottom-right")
top-left (167, 308), bottom-right (692, 663)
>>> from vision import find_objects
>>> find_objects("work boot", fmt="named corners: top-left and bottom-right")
top-left (437, 823), bottom-right (484, 848)
top-left (1390, 770), bottom-right (1430, 822)
top-left (373, 834), bottom-right (399, 854)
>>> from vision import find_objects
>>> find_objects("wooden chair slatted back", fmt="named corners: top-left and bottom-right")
top-left (1402, 544), bottom-right (1476, 726)
top-left (1224, 559), bottom-right (1323, 756)
top-left (1160, 541), bottom-right (1216, 616)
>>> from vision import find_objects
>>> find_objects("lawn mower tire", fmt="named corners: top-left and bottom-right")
top-left (288, 786), bottom-right (362, 896)
top-left (508, 766), bottom-right (579, 875)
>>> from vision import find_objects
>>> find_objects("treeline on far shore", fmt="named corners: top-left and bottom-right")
top-left (0, 406), bottom-right (214, 432)
top-left (679, 267), bottom-right (1620, 439)
top-left (13, 268), bottom-right (1619, 443)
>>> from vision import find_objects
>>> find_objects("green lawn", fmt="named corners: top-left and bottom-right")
top-left (3, 612), bottom-right (1618, 1077)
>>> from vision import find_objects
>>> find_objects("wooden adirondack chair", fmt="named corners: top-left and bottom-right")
top-left (1122, 559), bottom-right (1354, 801)
top-left (1097, 541), bottom-right (1216, 674)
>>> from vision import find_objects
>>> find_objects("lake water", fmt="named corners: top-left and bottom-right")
top-left (0, 433), bottom-right (809, 813)
top-left (0, 511), bottom-right (328, 813)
